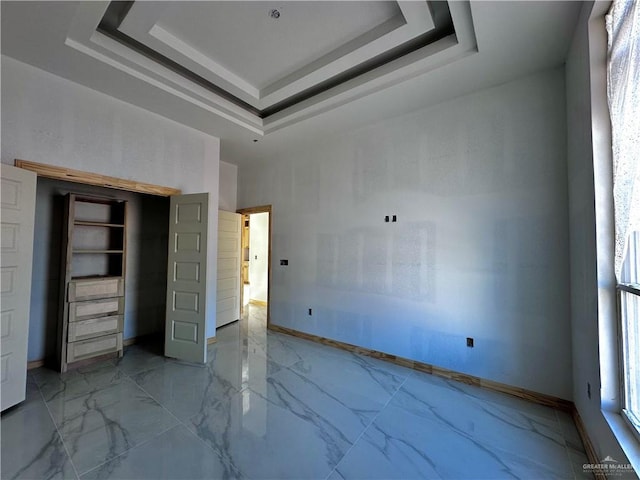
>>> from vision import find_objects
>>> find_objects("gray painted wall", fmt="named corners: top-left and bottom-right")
top-left (219, 161), bottom-right (238, 212)
top-left (238, 67), bottom-right (572, 399)
top-left (29, 178), bottom-right (168, 362)
top-left (566, 2), bottom-right (629, 464)
top-left (1, 56), bottom-right (220, 196)
top-left (1, 55), bottom-right (222, 343)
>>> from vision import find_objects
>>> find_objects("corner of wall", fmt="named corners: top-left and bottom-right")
top-left (219, 160), bottom-right (238, 213)
top-left (565, 0), bottom-right (634, 468)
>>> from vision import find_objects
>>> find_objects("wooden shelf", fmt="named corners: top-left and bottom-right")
top-left (72, 250), bottom-right (124, 254)
top-left (58, 193), bottom-right (127, 372)
top-left (70, 274), bottom-right (124, 280)
top-left (74, 221), bottom-right (125, 228)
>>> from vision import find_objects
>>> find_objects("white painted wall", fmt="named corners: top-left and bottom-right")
top-left (219, 161), bottom-right (238, 212)
top-left (239, 67), bottom-right (572, 399)
top-left (566, 2), bottom-right (630, 465)
top-left (1, 55), bottom-right (222, 349)
top-left (249, 212), bottom-right (269, 303)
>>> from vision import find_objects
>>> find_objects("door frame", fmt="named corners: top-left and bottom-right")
top-left (15, 160), bottom-right (183, 361)
top-left (15, 160), bottom-right (180, 196)
top-left (236, 205), bottom-right (272, 327)
top-left (239, 213), bottom-right (250, 310)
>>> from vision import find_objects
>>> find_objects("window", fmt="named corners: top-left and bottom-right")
top-left (619, 242), bottom-right (640, 439)
top-left (607, 0), bottom-right (640, 439)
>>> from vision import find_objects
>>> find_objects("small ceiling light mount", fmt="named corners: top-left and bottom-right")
top-left (269, 8), bottom-right (281, 19)
top-left (252, 139), bottom-right (259, 143)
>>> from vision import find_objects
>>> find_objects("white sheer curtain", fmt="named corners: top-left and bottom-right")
top-left (607, 0), bottom-right (640, 281)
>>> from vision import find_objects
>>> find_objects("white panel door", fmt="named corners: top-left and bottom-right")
top-left (1, 164), bottom-right (36, 411)
top-left (165, 193), bottom-right (208, 363)
top-left (216, 210), bottom-right (241, 328)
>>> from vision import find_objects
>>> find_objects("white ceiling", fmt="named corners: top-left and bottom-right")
top-left (1, 1), bottom-right (582, 167)
top-left (113, 0), bottom-right (439, 110)
top-left (127, 1), bottom-right (402, 89)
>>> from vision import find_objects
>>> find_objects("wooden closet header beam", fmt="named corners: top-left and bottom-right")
top-left (14, 159), bottom-right (181, 196)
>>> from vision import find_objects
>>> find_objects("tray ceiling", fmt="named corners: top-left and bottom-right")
top-left (1, 1), bottom-right (582, 164)
top-left (121, 2), bottom-right (405, 92)
top-left (62, 0), bottom-right (473, 134)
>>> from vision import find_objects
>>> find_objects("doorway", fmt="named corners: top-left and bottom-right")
top-left (26, 176), bottom-right (170, 368)
top-left (16, 161), bottom-right (180, 363)
top-left (237, 206), bottom-right (271, 327)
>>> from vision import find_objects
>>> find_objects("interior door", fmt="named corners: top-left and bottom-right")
top-left (216, 210), bottom-right (241, 328)
top-left (165, 193), bottom-right (208, 363)
top-left (1, 164), bottom-right (36, 411)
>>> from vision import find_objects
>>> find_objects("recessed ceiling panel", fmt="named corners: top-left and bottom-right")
top-left (125, 1), bottom-right (403, 90)
top-left (115, 1), bottom-right (440, 109)
top-left (1, 0), bottom-right (582, 163)
top-left (62, 0), bottom-right (470, 133)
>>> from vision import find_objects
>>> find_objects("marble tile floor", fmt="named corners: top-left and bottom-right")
top-left (2, 304), bottom-right (593, 480)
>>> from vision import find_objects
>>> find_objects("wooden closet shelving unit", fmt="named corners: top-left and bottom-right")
top-left (57, 193), bottom-right (127, 372)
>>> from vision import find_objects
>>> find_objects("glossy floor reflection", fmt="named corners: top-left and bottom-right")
top-left (2, 305), bottom-right (592, 479)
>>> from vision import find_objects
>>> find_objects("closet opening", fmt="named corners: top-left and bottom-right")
top-left (30, 177), bottom-right (170, 369)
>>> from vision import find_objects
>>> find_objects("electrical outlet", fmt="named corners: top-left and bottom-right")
top-left (280, 259), bottom-right (288, 266)
top-left (392, 215), bottom-right (397, 222)
top-left (308, 308), bottom-right (312, 316)
top-left (384, 215), bottom-right (389, 222)
top-left (466, 337), bottom-right (474, 347)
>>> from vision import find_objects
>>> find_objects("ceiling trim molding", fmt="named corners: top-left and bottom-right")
top-left (64, 33), bottom-right (265, 135)
top-left (14, 160), bottom-right (181, 196)
top-left (62, 1), bottom-right (477, 136)
top-left (98, 3), bottom-right (262, 116)
top-left (97, 0), bottom-right (456, 119)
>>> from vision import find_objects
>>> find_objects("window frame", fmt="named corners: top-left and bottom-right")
top-left (618, 282), bottom-right (640, 443)
top-left (587, 0), bottom-right (640, 471)
top-left (606, 0), bottom-right (640, 444)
